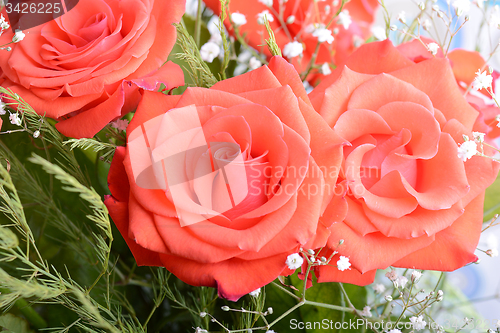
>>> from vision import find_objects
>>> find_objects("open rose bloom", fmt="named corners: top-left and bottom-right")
top-left (105, 57), bottom-right (348, 300)
top-left (204, 0), bottom-right (378, 78)
top-left (309, 40), bottom-right (499, 281)
top-left (0, 0), bottom-right (185, 138)
top-left (397, 38), bottom-right (500, 143)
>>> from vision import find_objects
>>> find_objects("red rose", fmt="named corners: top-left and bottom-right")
top-left (308, 40), bottom-right (499, 281)
top-left (105, 57), bottom-right (346, 300)
top-left (204, 0), bottom-right (378, 79)
top-left (0, 0), bottom-right (185, 138)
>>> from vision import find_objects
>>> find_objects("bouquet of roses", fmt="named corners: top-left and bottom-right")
top-left (0, 0), bottom-right (499, 332)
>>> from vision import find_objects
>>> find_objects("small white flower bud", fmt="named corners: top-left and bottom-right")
top-left (307, 249), bottom-right (315, 255)
top-left (33, 130), bottom-right (40, 139)
top-left (267, 307), bottom-right (273, 314)
top-left (286, 15), bottom-right (295, 24)
top-left (390, 25), bottom-right (398, 31)
top-left (221, 306), bottom-right (230, 311)
top-left (385, 295), bottom-right (393, 302)
top-left (338, 239), bottom-right (344, 245)
top-left (12, 30), bottom-right (26, 43)
top-left (486, 248), bottom-right (498, 257)
top-left (199, 312), bottom-right (207, 318)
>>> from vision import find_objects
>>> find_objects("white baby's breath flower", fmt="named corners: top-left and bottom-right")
top-left (286, 253), bottom-right (303, 270)
top-left (286, 15), bottom-right (296, 24)
top-left (337, 10), bottom-right (352, 29)
top-left (0, 101), bottom-right (6, 115)
top-left (249, 288), bottom-right (261, 297)
top-left (398, 11), bottom-right (407, 24)
top-left (312, 27), bottom-right (334, 44)
top-left (371, 26), bottom-right (387, 40)
top-left (257, 10), bottom-right (274, 25)
top-left (427, 42), bottom-right (439, 55)
top-left (422, 19), bottom-right (432, 31)
top-left (457, 140), bottom-right (477, 161)
top-left (372, 283), bottom-right (386, 294)
top-left (411, 270), bottom-right (422, 283)
top-left (33, 130), bottom-right (40, 139)
top-left (0, 14), bottom-right (9, 30)
top-left (320, 63), bottom-right (331, 75)
top-left (336, 256), bottom-right (351, 271)
top-left (360, 306), bottom-right (372, 317)
top-left (473, 69), bottom-right (493, 90)
top-left (304, 23), bottom-right (317, 34)
top-left (283, 41), bottom-right (303, 58)
top-left (489, 6), bottom-right (500, 28)
top-left (472, 131), bottom-right (485, 143)
top-left (200, 42), bottom-right (221, 63)
top-left (258, 0), bottom-right (273, 7)
top-left (207, 16), bottom-right (223, 45)
top-left (12, 30), bottom-right (25, 43)
top-left (231, 13), bottom-right (247, 27)
top-left (194, 328), bottom-right (208, 333)
top-left (9, 113), bottom-right (21, 126)
top-left (249, 57), bottom-right (262, 70)
top-left (410, 315), bottom-right (427, 331)
top-left (394, 276), bottom-right (408, 288)
top-left (452, 0), bottom-right (471, 16)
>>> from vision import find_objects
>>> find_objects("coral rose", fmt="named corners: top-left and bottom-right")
top-left (308, 40), bottom-right (499, 281)
top-left (397, 38), bottom-right (500, 142)
top-left (104, 57), bottom-right (347, 300)
top-left (203, 0), bottom-right (378, 79)
top-left (0, 0), bottom-right (185, 138)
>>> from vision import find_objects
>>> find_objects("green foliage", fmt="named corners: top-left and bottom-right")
top-left (484, 173), bottom-right (500, 220)
top-left (174, 22), bottom-right (218, 88)
top-left (64, 139), bottom-right (116, 164)
top-left (0, 313), bottom-right (35, 333)
top-left (264, 18), bottom-right (282, 57)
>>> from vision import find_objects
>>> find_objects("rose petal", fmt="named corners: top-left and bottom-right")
top-left (393, 194), bottom-right (484, 270)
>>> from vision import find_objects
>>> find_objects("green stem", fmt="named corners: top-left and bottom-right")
top-left (267, 301), bottom-right (305, 329)
top-left (303, 300), bottom-right (355, 313)
top-left (194, 0), bottom-right (203, 48)
top-left (11, 296), bottom-right (47, 329)
top-left (270, 281), bottom-right (301, 301)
